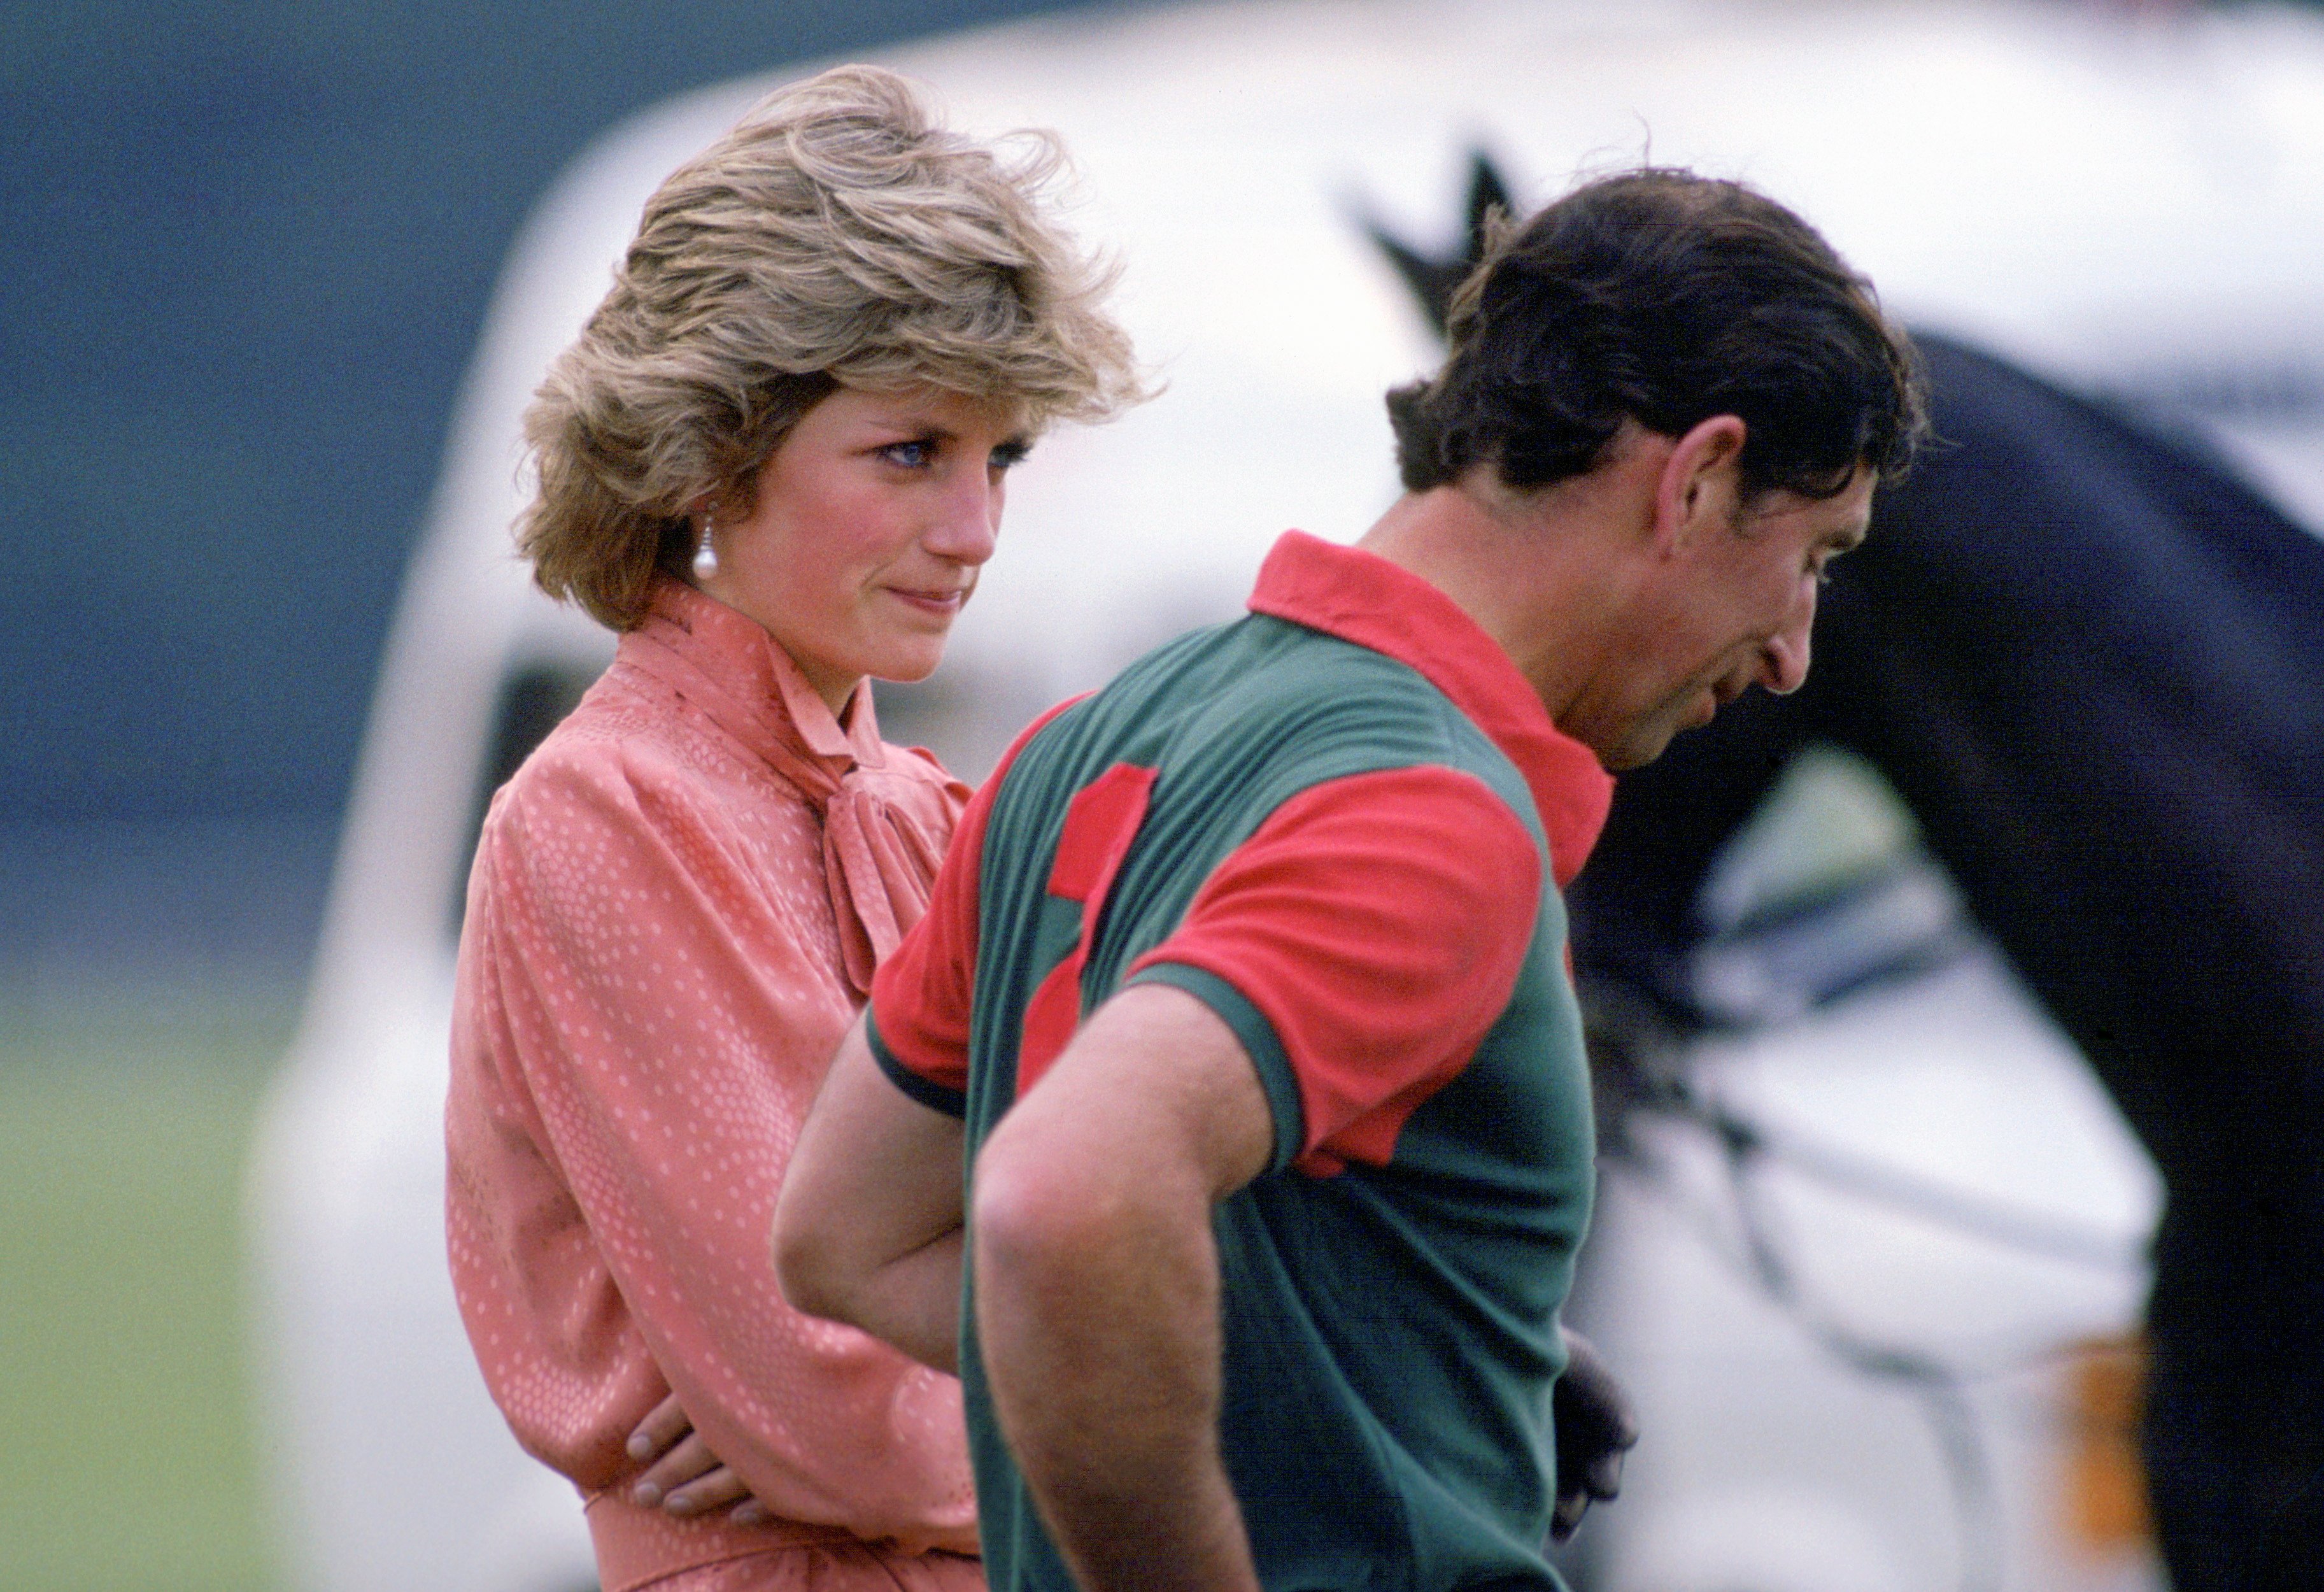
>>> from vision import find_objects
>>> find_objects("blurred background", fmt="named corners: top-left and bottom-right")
top-left (6, 2), bottom-right (2319, 1590)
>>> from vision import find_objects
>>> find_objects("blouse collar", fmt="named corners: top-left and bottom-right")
top-left (619, 576), bottom-right (888, 797)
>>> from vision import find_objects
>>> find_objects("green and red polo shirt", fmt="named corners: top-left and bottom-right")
top-left (868, 530), bottom-right (1615, 1591)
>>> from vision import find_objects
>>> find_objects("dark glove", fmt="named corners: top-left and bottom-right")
top-left (1550, 1325), bottom-right (1640, 1542)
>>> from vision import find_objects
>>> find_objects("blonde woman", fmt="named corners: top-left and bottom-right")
top-left (444, 66), bottom-right (1140, 1592)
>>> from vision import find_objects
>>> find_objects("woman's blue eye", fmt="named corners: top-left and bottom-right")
top-left (881, 440), bottom-right (932, 467)
top-left (991, 441), bottom-right (1030, 472)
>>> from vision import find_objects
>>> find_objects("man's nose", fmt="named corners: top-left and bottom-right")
top-left (1761, 584), bottom-right (1815, 695)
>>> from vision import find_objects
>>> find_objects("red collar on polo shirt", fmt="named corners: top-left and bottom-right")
top-left (1245, 530), bottom-right (1615, 888)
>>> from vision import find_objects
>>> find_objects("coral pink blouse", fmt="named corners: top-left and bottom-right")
top-left (445, 578), bottom-right (977, 1591)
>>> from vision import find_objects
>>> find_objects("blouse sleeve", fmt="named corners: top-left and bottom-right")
top-left (444, 739), bottom-right (975, 1552)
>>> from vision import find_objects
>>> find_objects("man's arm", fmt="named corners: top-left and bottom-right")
top-left (970, 981), bottom-right (1275, 1592)
top-left (774, 1014), bottom-right (968, 1374)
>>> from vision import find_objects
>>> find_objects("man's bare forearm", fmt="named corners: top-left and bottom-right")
top-left (819, 1227), bottom-right (963, 1374)
top-left (970, 985), bottom-right (1270, 1592)
top-left (775, 1017), bottom-right (968, 1373)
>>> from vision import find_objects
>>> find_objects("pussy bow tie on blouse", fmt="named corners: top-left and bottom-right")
top-left (630, 579), bottom-right (955, 999)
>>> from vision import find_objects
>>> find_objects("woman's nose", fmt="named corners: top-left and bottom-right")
top-left (926, 466), bottom-right (1002, 564)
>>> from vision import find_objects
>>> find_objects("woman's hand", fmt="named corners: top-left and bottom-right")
top-left (625, 1391), bottom-right (770, 1526)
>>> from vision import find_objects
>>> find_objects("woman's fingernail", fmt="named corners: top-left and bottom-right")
top-left (627, 1433), bottom-right (653, 1461)
top-left (632, 1482), bottom-right (662, 1508)
top-left (733, 1502), bottom-right (768, 1527)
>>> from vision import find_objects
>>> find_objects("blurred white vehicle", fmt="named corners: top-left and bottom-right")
top-left (246, 2), bottom-right (2324, 1589)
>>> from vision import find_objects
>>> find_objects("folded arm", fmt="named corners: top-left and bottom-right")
top-left (447, 757), bottom-right (974, 1549)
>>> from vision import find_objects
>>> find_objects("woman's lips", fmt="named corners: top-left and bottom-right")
top-left (886, 585), bottom-right (969, 616)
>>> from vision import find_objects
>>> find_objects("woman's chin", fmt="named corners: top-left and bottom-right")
top-left (867, 647), bottom-right (947, 688)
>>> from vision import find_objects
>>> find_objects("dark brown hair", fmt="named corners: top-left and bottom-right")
top-left (1387, 167), bottom-right (1924, 502)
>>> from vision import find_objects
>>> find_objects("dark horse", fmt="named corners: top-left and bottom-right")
top-left (1374, 169), bottom-right (2324, 1589)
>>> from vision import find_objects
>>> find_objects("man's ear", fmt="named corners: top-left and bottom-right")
top-left (1652, 415), bottom-right (1748, 557)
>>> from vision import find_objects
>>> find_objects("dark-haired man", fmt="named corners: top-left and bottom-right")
top-left (775, 168), bottom-right (1924, 1592)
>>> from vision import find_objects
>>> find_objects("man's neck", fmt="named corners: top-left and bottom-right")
top-left (1356, 468), bottom-right (1650, 726)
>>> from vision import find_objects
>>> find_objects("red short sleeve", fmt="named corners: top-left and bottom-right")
top-left (868, 697), bottom-right (1084, 1105)
top-left (1129, 764), bottom-right (1545, 1176)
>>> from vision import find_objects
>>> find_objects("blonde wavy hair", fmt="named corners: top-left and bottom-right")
top-left (520, 64), bottom-right (1146, 629)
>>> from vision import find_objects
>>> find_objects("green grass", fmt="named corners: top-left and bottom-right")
top-left (0, 1011), bottom-right (289, 1592)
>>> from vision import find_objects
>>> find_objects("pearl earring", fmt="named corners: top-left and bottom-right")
top-left (692, 518), bottom-right (719, 580)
